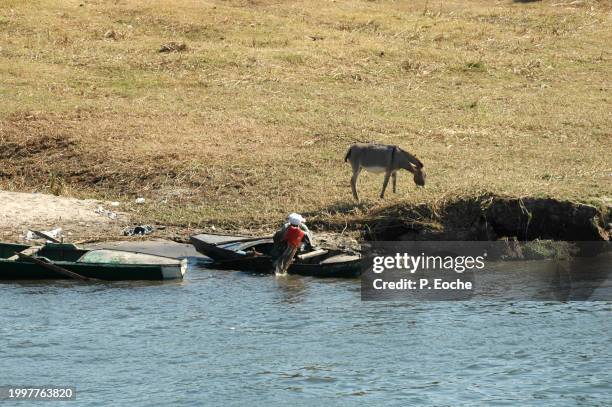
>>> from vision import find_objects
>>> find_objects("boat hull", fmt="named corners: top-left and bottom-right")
top-left (214, 256), bottom-right (362, 278)
top-left (0, 243), bottom-right (186, 281)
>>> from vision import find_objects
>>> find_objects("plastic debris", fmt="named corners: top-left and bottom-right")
top-left (123, 225), bottom-right (154, 236)
top-left (110, 201), bottom-right (120, 207)
top-left (135, 197), bottom-right (146, 204)
top-left (95, 206), bottom-right (118, 220)
top-left (25, 228), bottom-right (63, 242)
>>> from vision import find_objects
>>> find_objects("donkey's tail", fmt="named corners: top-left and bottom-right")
top-left (344, 146), bottom-right (353, 162)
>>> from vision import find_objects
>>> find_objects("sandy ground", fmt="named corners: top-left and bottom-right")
top-left (0, 190), bottom-right (127, 243)
top-left (0, 190), bottom-right (360, 249)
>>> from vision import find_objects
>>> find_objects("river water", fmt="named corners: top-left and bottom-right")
top-left (1, 263), bottom-right (611, 406)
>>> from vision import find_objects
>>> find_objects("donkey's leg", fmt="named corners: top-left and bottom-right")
top-left (350, 167), bottom-right (361, 202)
top-left (380, 171), bottom-right (391, 199)
top-left (392, 171), bottom-right (397, 193)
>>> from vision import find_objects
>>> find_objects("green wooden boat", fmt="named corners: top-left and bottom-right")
top-left (0, 242), bottom-right (187, 281)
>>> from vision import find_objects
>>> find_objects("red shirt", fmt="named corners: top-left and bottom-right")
top-left (284, 226), bottom-right (305, 248)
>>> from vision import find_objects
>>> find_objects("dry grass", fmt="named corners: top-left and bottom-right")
top-left (1, 0), bottom-right (610, 231)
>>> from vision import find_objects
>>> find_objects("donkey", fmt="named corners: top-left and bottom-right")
top-left (344, 143), bottom-right (425, 201)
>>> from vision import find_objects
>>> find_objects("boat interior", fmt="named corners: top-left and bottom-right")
top-left (1, 243), bottom-right (88, 262)
top-left (224, 241), bottom-right (360, 265)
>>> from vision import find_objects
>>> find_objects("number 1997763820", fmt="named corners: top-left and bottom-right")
top-left (0, 386), bottom-right (76, 400)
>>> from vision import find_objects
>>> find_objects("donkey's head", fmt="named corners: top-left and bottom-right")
top-left (413, 165), bottom-right (426, 187)
top-left (398, 147), bottom-right (426, 187)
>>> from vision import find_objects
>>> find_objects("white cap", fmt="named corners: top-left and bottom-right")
top-left (288, 213), bottom-right (305, 226)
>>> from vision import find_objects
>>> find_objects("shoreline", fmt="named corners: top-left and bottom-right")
top-left (334, 195), bottom-right (612, 242)
top-left (2, 190), bottom-right (609, 246)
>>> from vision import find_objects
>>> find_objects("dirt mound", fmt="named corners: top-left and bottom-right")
top-left (0, 134), bottom-right (75, 160)
top-left (0, 112), bottom-right (208, 197)
top-left (337, 195), bottom-right (611, 242)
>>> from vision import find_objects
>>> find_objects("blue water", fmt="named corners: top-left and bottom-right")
top-left (1, 267), bottom-right (610, 406)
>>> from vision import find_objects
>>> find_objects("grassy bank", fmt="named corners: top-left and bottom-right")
top-left (1, 0), bottom-right (610, 232)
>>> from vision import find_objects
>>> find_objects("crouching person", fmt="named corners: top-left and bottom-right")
top-left (273, 213), bottom-right (311, 275)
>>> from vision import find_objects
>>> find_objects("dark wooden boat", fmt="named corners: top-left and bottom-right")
top-left (190, 234), bottom-right (363, 278)
top-left (0, 242), bottom-right (187, 281)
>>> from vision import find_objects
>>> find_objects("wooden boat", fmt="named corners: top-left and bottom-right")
top-left (0, 242), bottom-right (187, 281)
top-left (190, 233), bottom-right (363, 278)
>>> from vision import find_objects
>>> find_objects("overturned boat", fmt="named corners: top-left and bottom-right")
top-left (0, 242), bottom-right (187, 281)
top-left (190, 234), bottom-right (363, 278)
